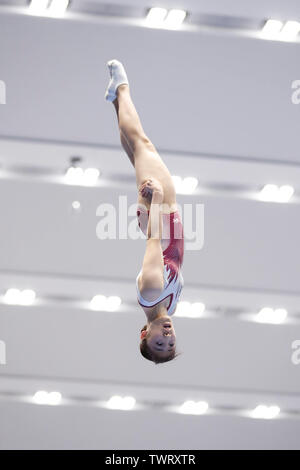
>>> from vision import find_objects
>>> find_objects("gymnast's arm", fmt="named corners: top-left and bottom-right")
top-left (138, 182), bottom-right (164, 301)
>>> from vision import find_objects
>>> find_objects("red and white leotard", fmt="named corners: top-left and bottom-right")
top-left (136, 204), bottom-right (184, 315)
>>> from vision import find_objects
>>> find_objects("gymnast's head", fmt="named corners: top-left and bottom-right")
top-left (139, 316), bottom-right (179, 364)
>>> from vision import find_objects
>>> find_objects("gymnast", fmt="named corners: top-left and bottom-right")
top-left (105, 60), bottom-right (184, 363)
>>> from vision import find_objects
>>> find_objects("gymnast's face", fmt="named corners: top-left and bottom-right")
top-left (145, 316), bottom-right (176, 358)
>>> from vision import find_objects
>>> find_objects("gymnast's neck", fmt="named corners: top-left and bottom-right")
top-left (146, 304), bottom-right (169, 323)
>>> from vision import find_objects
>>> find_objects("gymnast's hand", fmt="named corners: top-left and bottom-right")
top-left (139, 178), bottom-right (164, 203)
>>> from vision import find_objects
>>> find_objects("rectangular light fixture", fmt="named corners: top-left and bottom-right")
top-left (3, 288), bottom-right (36, 306)
top-left (259, 184), bottom-right (294, 203)
top-left (261, 19), bottom-right (283, 38)
top-left (106, 395), bottom-right (136, 410)
top-left (90, 295), bottom-right (121, 312)
top-left (146, 8), bottom-right (186, 29)
top-left (280, 20), bottom-right (300, 40)
top-left (33, 391), bottom-right (62, 405)
top-left (48, 0), bottom-right (70, 17)
top-left (251, 405), bottom-right (280, 419)
top-left (178, 400), bottom-right (209, 415)
top-left (256, 307), bottom-right (287, 324)
top-left (164, 9), bottom-right (187, 28)
top-left (65, 167), bottom-right (100, 186)
top-left (146, 7), bottom-right (168, 26)
top-left (174, 301), bottom-right (205, 318)
top-left (0, 80), bottom-right (6, 105)
top-left (29, 0), bottom-right (69, 17)
top-left (172, 175), bottom-right (198, 194)
top-left (29, 0), bottom-right (49, 15)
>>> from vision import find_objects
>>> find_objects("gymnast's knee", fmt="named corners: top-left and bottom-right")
top-left (132, 134), bottom-right (156, 155)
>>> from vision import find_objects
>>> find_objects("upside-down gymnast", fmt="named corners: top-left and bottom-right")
top-left (105, 60), bottom-right (184, 364)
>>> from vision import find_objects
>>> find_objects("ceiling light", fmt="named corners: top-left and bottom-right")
top-left (259, 184), bottom-right (278, 202)
top-left (256, 307), bottom-right (287, 324)
top-left (19, 289), bottom-right (36, 306)
top-left (259, 184), bottom-right (294, 203)
top-left (90, 295), bottom-right (106, 311)
top-left (0, 80), bottom-right (6, 105)
top-left (172, 176), bottom-right (182, 191)
top-left (3, 288), bottom-right (36, 306)
top-left (181, 176), bottom-right (198, 194)
top-left (65, 167), bottom-right (100, 186)
top-left (277, 185), bottom-right (295, 202)
top-left (164, 9), bottom-right (187, 28)
top-left (72, 200), bottom-right (81, 211)
top-left (261, 19), bottom-right (283, 38)
top-left (106, 395), bottom-right (136, 410)
top-left (146, 7), bottom-right (168, 27)
top-left (105, 296), bottom-right (122, 312)
top-left (280, 20), bottom-right (300, 40)
top-left (48, 0), bottom-right (69, 17)
top-left (174, 301), bottom-right (205, 318)
top-left (179, 400), bottom-right (209, 415)
top-left (65, 167), bottom-right (84, 185)
top-left (3, 288), bottom-right (20, 305)
top-left (29, 0), bottom-right (49, 15)
top-left (190, 302), bottom-right (206, 318)
top-left (33, 391), bottom-right (62, 406)
top-left (90, 295), bottom-right (121, 312)
top-left (83, 168), bottom-right (100, 186)
top-left (251, 405), bottom-right (280, 419)
top-left (172, 176), bottom-right (198, 194)
top-left (174, 301), bottom-right (190, 317)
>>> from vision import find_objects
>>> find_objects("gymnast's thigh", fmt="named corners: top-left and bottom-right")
top-left (133, 138), bottom-right (177, 212)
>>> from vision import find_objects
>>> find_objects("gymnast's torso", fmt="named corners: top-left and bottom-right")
top-left (136, 205), bottom-right (184, 315)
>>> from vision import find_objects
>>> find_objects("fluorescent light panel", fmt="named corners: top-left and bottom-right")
top-left (90, 295), bottom-right (121, 312)
top-left (4, 288), bottom-right (36, 306)
top-left (179, 400), bottom-right (209, 415)
top-left (146, 7), bottom-right (186, 29)
top-left (65, 167), bottom-right (100, 186)
top-left (106, 395), bottom-right (136, 410)
top-left (33, 391), bottom-right (62, 405)
top-left (256, 307), bottom-right (287, 324)
top-left (164, 9), bottom-right (187, 28)
top-left (251, 404), bottom-right (280, 419)
top-left (29, 0), bottom-right (69, 16)
top-left (174, 301), bottom-right (205, 318)
top-left (280, 20), bottom-right (300, 40)
top-left (48, 0), bottom-right (69, 16)
top-left (29, 0), bottom-right (49, 14)
top-left (262, 19), bottom-right (283, 37)
top-left (172, 176), bottom-right (198, 194)
top-left (262, 19), bottom-right (300, 41)
top-left (259, 184), bottom-right (294, 203)
top-left (146, 7), bottom-right (167, 26)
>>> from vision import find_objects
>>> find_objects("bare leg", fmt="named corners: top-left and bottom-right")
top-left (114, 85), bottom-right (149, 154)
top-left (113, 98), bottom-right (135, 166)
top-left (113, 84), bottom-right (177, 211)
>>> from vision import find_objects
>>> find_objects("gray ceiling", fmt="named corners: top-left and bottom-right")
top-left (0, 0), bottom-right (300, 450)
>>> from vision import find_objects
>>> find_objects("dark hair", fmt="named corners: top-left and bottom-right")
top-left (139, 325), bottom-right (181, 364)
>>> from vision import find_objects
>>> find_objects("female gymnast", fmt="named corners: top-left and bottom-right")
top-left (105, 60), bottom-right (184, 364)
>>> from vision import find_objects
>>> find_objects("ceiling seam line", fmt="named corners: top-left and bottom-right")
top-left (1, 372), bottom-right (300, 398)
top-left (1, 134), bottom-right (300, 168)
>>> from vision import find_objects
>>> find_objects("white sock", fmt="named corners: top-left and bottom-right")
top-left (105, 59), bottom-right (129, 102)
